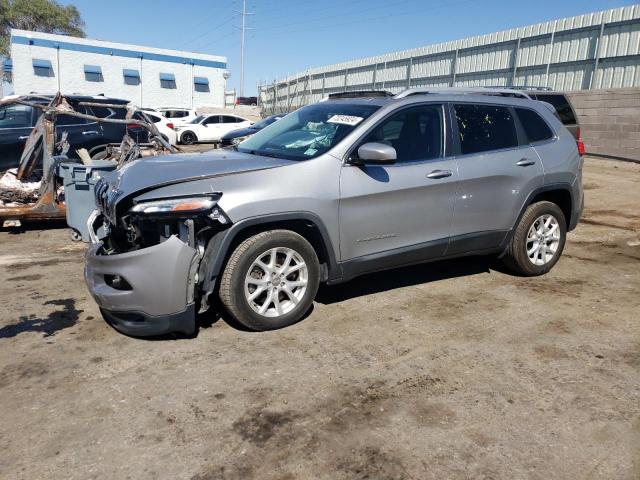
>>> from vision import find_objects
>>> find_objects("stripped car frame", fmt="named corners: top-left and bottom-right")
top-left (0, 93), bottom-right (178, 226)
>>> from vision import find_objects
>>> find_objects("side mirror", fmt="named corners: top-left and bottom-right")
top-left (354, 142), bottom-right (397, 165)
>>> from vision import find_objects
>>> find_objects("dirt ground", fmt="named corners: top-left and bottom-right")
top-left (0, 157), bottom-right (638, 480)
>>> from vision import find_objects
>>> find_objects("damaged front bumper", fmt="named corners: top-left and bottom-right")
top-left (85, 235), bottom-right (199, 336)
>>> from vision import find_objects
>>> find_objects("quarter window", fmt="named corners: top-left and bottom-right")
top-left (361, 105), bottom-right (443, 162)
top-left (531, 94), bottom-right (576, 126)
top-left (454, 104), bottom-right (518, 155)
top-left (516, 108), bottom-right (554, 143)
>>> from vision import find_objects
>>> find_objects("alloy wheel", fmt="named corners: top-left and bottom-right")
top-left (244, 247), bottom-right (308, 317)
top-left (526, 214), bottom-right (561, 266)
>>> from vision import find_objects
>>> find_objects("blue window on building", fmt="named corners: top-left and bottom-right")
top-left (2, 58), bottom-right (12, 82)
top-left (32, 59), bottom-right (53, 77)
top-left (194, 76), bottom-right (210, 93)
top-left (160, 72), bottom-right (176, 89)
top-left (84, 65), bottom-right (103, 82)
top-left (123, 68), bottom-right (140, 86)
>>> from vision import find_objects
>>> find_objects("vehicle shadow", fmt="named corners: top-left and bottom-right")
top-left (154, 255), bottom-right (502, 338)
top-left (316, 255), bottom-right (496, 304)
top-left (0, 220), bottom-right (68, 234)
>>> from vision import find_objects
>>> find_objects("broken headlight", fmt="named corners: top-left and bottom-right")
top-left (129, 195), bottom-right (227, 223)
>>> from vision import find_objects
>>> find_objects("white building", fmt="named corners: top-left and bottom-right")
top-left (8, 29), bottom-right (229, 108)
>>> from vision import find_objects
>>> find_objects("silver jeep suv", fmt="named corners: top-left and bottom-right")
top-left (85, 89), bottom-right (584, 336)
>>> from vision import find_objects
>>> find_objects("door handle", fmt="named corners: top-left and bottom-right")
top-left (427, 169), bottom-right (452, 179)
top-left (82, 130), bottom-right (99, 136)
top-left (516, 158), bottom-right (536, 167)
top-left (18, 136), bottom-right (29, 141)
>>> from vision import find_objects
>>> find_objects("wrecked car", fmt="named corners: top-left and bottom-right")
top-left (0, 93), bottom-right (177, 228)
top-left (84, 90), bottom-right (583, 338)
top-left (0, 94), bottom-right (153, 171)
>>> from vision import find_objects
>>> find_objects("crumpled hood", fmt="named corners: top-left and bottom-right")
top-left (102, 149), bottom-right (296, 199)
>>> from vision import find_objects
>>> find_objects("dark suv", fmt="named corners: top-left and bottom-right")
top-left (0, 95), bottom-right (146, 171)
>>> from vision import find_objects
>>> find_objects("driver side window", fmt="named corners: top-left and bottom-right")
top-left (203, 116), bottom-right (220, 125)
top-left (361, 104), bottom-right (443, 162)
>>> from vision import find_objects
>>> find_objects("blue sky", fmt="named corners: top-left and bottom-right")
top-left (57, 0), bottom-right (637, 95)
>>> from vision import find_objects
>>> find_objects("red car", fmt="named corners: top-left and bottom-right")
top-left (235, 96), bottom-right (257, 106)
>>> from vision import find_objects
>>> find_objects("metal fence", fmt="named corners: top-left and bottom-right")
top-left (258, 5), bottom-right (640, 114)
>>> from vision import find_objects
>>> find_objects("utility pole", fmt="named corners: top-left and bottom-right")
top-left (238, 0), bottom-right (254, 97)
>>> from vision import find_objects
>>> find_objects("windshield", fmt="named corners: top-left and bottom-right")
top-left (190, 115), bottom-right (205, 124)
top-left (237, 103), bottom-right (380, 160)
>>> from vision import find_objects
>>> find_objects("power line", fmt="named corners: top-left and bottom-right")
top-left (251, 0), bottom-right (425, 33)
top-left (176, 13), bottom-right (238, 51)
top-left (252, 0), bottom-right (373, 25)
top-left (259, 0), bottom-right (477, 41)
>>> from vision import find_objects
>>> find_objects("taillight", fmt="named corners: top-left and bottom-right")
top-left (167, 123), bottom-right (174, 130)
top-left (126, 123), bottom-right (139, 130)
top-left (576, 126), bottom-right (585, 156)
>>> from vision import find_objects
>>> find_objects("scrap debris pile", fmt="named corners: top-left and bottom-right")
top-left (0, 168), bottom-right (42, 206)
top-left (0, 93), bottom-right (179, 225)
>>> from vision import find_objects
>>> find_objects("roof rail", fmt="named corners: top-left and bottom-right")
top-left (484, 85), bottom-right (553, 91)
top-left (327, 90), bottom-right (393, 99)
top-left (394, 87), bottom-right (530, 99)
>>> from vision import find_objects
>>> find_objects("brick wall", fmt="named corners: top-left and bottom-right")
top-left (567, 88), bottom-right (640, 162)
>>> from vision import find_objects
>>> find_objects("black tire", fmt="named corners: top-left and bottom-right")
top-left (180, 131), bottom-right (197, 145)
top-left (219, 230), bottom-right (320, 331)
top-left (502, 201), bottom-right (567, 276)
top-left (69, 229), bottom-right (82, 242)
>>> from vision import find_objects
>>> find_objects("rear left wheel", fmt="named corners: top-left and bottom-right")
top-left (502, 201), bottom-right (566, 276)
top-left (218, 230), bottom-right (320, 331)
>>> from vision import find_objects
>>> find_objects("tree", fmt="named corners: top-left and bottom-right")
top-left (0, 0), bottom-right (85, 56)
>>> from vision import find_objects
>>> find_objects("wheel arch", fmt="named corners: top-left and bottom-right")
top-left (501, 182), bottom-right (575, 255)
top-left (529, 187), bottom-right (572, 229)
top-left (198, 212), bottom-right (341, 296)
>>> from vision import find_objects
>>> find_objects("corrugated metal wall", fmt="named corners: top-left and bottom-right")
top-left (259, 5), bottom-right (640, 114)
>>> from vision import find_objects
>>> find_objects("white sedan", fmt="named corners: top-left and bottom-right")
top-left (175, 114), bottom-right (252, 144)
top-left (143, 111), bottom-right (178, 146)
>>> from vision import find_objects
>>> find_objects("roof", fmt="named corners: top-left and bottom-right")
top-left (10, 29), bottom-right (227, 70)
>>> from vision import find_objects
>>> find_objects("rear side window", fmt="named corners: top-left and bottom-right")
top-left (222, 116), bottom-right (239, 123)
top-left (165, 110), bottom-right (187, 118)
top-left (532, 94), bottom-right (576, 126)
top-left (56, 105), bottom-right (91, 126)
top-left (516, 108), bottom-right (554, 143)
top-left (454, 104), bottom-right (518, 155)
top-left (0, 104), bottom-right (33, 128)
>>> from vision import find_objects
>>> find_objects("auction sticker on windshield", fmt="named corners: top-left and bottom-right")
top-left (327, 115), bottom-right (364, 126)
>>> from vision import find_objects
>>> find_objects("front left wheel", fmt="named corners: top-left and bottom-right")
top-left (218, 230), bottom-right (320, 331)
